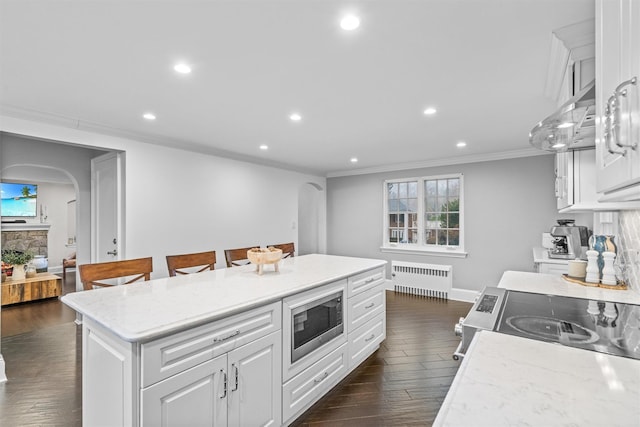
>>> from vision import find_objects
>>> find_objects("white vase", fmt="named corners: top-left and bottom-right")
top-left (11, 264), bottom-right (26, 280)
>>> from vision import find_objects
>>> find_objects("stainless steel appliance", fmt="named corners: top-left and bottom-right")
top-left (290, 290), bottom-right (344, 363)
top-left (548, 220), bottom-right (590, 260)
top-left (454, 287), bottom-right (640, 361)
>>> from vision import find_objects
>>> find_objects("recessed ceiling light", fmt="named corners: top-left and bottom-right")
top-left (557, 122), bottom-right (574, 129)
top-left (289, 113), bottom-right (302, 122)
top-left (259, 144), bottom-right (269, 150)
top-left (456, 141), bottom-right (467, 148)
top-left (350, 157), bottom-right (358, 163)
top-left (340, 15), bottom-right (360, 31)
top-left (174, 63), bottom-right (192, 74)
top-left (143, 113), bottom-right (156, 120)
top-left (423, 107), bottom-right (437, 115)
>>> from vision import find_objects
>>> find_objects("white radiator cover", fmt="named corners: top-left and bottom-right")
top-left (391, 261), bottom-right (452, 299)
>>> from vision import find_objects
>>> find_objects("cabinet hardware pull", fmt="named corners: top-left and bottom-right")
top-left (364, 277), bottom-right (375, 284)
top-left (106, 249), bottom-right (118, 256)
top-left (220, 370), bottom-right (227, 399)
top-left (365, 334), bottom-right (376, 342)
top-left (213, 329), bottom-right (240, 343)
top-left (231, 364), bottom-right (239, 392)
top-left (612, 77), bottom-right (638, 150)
top-left (313, 372), bottom-right (329, 384)
top-left (605, 94), bottom-right (626, 155)
top-left (364, 303), bottom-right (375, 309)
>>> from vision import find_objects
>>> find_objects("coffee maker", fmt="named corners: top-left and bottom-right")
top-left (549, 220), bottom-right (591, 260)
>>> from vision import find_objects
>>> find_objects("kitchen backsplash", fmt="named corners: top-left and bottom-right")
top-left (619, 209), bottom-right (640, 290)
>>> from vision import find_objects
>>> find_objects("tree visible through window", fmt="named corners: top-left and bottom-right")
top-left (425, 178), bottom-right (460, 246)
top-left (384, 174), bottom-right (463, 253)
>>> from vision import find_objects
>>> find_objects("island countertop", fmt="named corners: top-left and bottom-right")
top-left (61, 254), bottom-right (386, 342)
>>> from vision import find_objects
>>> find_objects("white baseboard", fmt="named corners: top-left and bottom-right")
top-left (0, 353), bottom-right (7, 383)
top-left (387, 278), bottom-right (478, 303)
top-left (384, 279), bottom-right (394, 290)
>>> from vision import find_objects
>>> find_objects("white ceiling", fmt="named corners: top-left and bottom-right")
top-left (0, 0), bottom-right (595, 177)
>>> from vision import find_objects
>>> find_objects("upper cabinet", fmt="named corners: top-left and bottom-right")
top-left (595, 0), bottom-right (640, 201)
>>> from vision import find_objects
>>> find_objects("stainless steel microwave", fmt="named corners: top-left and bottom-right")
top-left (290, 290), bottom-right (344, 363)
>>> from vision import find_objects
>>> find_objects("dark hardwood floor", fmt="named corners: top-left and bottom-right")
top-left (0, 281), bottom-right (471, 426)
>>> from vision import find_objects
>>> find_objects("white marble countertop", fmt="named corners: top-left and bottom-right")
top-left (61, 254), bottom-right (386, 342)
top-left (532, 246), bottom-right (571, 265)
top-left (499, 270), bottom-right (640, 304)
top-left (434, 331), bottom-right (640, 427)
top-left (434, 270), bottom-right (640, 426)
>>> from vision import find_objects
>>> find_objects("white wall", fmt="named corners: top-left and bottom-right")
top-left (0, 116), bottom-right (327, 279)
top-left (326, 155), bottom-right (593, 293)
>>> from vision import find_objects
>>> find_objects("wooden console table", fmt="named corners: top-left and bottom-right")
top-left (1, 272), bottom-right (62, 306)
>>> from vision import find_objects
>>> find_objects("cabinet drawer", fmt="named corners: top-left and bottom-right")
top-left (282, 343), bottom-right (348, 423)
top-left (348, 313), bottom-right (385, 370)
top-left (347, 267), bottom-right (385, 297)
top-left (142, 301), bottom-right (281, 387)
top-left (347, 284), bottom-right (384, 333)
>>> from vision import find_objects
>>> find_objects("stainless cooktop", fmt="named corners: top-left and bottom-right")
top-left (496, 291), bottom-right (640, 360)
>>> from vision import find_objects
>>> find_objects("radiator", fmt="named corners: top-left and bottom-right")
top-left (391, 261), bottom-right (452, 299)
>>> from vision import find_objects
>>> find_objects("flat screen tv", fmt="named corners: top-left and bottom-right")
top-left (1, 182), bottom-right (38, 217)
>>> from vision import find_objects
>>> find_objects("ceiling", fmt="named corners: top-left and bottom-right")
top-left (0, 0), bottom-right (595, 177)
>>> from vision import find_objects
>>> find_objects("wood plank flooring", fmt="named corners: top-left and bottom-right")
top-left (0, 282), bottom-right (471, 426)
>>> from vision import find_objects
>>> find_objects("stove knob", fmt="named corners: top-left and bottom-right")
top-left (454, 317), bottom-right (464, 337)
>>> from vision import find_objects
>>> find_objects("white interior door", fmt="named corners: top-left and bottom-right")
top-left (91, 152), bottom-right (123, 263)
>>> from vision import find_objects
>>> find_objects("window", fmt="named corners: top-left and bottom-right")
top-left (383, 174), bottom-right (465, 257)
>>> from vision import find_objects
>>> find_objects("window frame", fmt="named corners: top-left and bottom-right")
top-left (381, 173), bottom-right (467, 258)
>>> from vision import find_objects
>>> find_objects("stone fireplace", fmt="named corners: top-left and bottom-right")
top-left (1, 223), bottom-right (50, 259)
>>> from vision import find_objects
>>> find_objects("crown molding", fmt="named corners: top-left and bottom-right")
top-left (326, 148), bottom-right (551, 178)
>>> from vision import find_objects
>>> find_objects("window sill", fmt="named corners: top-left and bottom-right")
top-left (380, 245), bottom-right (468, 258)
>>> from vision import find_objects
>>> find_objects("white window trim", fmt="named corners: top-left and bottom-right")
top-left (381, 173), bottom-right (466, 258)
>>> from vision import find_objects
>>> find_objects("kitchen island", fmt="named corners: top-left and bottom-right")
top-left (62, 254), bottom-right (387, 427)
top-left (434, 270), bottom-right (640, 426)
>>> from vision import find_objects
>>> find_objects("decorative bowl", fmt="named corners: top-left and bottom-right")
top-left (247, 247), bottom-right (283, 275)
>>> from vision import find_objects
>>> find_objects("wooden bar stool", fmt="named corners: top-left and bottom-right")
top-left (224, 246), bottom-right (257, 267)
top-left (268, 242), bottom-right (295, 258)
top-left (79, 257), bottom-right (153, 290)
top-left (166, 251), bottom-right (216, 277)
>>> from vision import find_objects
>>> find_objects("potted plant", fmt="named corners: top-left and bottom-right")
top-left (1, 250), bottom-right (34, 280)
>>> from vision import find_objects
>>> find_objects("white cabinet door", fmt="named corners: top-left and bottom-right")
top-left (142, 355), bottom-right (228, 427)
top-left (596, 0), bottom-right (640, 198)
top-left (227, 332), bottom-right (282, 427)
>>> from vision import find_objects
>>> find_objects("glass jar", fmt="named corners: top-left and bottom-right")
top-left (25, 263), bottom-right (37, 279)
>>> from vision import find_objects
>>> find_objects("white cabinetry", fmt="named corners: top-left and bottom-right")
top-left (555, 150), bottom-right (598, 211)
top-left (142, 332), bottom-right (281, 427)
top-left (82, 301), bottom-right (282, 427)
top-left (595, 0), bottom-right (640, 201)
top-left (556, 148), bottom-right (640, 211)
top-left (346, 267), bottom-right (386, 369)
